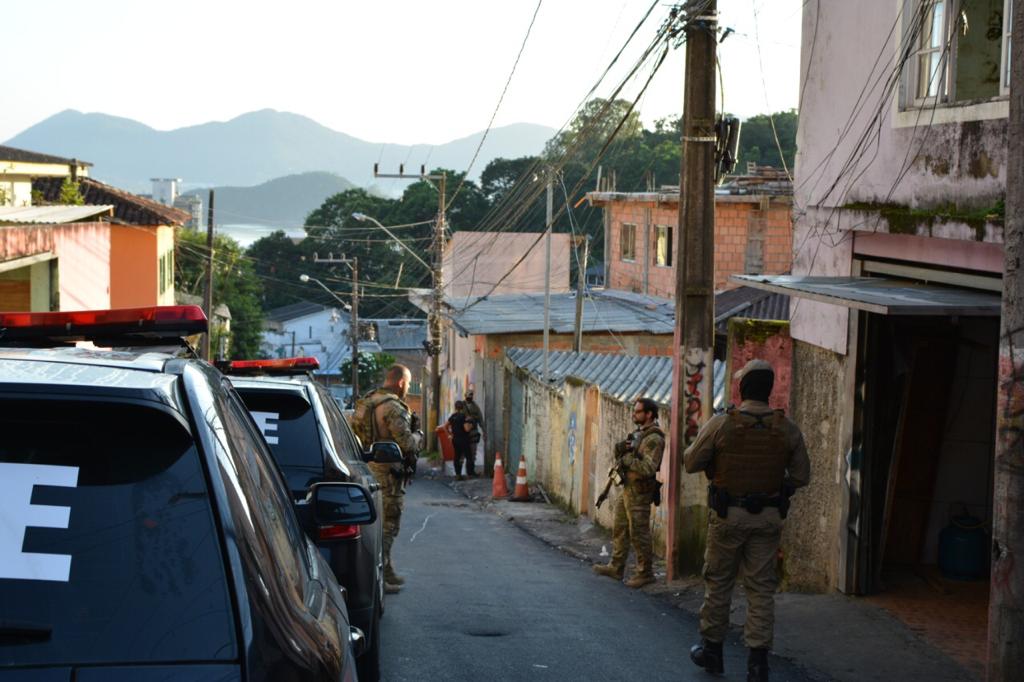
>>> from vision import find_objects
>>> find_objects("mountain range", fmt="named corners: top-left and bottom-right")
top-left (3, 109), bottom-right (556, 195)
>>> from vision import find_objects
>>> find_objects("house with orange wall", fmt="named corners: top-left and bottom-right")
top-left (34, 176), bottom-right (188, 308)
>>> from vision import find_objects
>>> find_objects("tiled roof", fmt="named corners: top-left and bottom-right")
top-left (0, 145), bottom-right (92, 167)
top-left (33, 176), bottom-right (190, 226)
top-left (506, 347), bottom-right (727, 410)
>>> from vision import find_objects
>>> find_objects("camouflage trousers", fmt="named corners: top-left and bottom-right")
top-left (368, 462), bottom-right (405, 574)
top-left (610, 486), bottom-right (655, 576)
top-left (699, 507), bottom-right (783, 649)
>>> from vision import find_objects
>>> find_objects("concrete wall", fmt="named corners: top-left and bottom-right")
top-left (786, 339), bottom-right (849, 591)
top-left (443, 231), bottom-right (572, 298)
top-left (603, 196), bottom-right (793, 296)
top-left (793, 0), bottom-right (1008, 353)
top-left (110, 225), bottom-right (158, 309)
top-left (53, 223), bottom-right (111, 311)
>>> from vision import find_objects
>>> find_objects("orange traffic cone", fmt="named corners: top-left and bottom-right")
top-left (510, 458), bottom-right (530, 502)
top-left (492, 453), bottom-right (509, 499)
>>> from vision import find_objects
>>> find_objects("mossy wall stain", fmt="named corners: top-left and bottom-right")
top-left (842, 200), bottom-right (1004, 241)
top-left (676, 505), bottom-right (709, 575)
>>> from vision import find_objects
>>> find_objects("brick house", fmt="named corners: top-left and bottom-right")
top-left (586, 171), bottom-right (793, 296)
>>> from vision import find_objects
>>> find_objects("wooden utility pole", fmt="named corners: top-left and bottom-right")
top-left (543, 170), bottom-right (553, 380)
top-left (990, 1), bottom-right (1023, 677)
top-left (201, 189), bottom-right (215, 361)
top-left (374, 164), bottom-right (446, 451)
top-left (666, 0), bottom-right (717, 581)
top-left (573, 235), bottom-right (590, 353)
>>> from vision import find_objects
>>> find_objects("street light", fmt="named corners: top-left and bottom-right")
top-left (299, 273), bottom-right (358, 395)
top-left (299, 274), bottom-right (352, 311)
top-left (351, 212), bottom-right (432, 271)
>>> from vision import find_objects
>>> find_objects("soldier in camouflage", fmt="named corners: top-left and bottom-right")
top-left (354, 364), bottom-right (423, 594)
top-left (593, 397), bottom-right (665, 588)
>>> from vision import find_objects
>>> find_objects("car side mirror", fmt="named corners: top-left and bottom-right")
top-left (364, 441), bottom-right (403, 464)
top-left (311, 482), bottom-right (377, 527)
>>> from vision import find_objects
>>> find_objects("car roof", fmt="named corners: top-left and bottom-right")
top-left (0, 346), bottom-right (183, 393)
top-left (227, 373), bottom-right (317, 391)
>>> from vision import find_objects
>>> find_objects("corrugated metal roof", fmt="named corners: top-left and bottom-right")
top-left (369, 318), bottom-right (427, 351)
top-left (440, 289), bottom-right (675, 336)
top-left (0, 205), bottom-right (113, 224)
top-left (714, 286), bottom-right (790, 333)
top-left (732, 275), bottom-right (1001, 316)
top-left (506, 347), bottom-right (726, 409)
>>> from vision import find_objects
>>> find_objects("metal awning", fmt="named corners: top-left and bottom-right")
top-left (730, 275), bottom-right (1001, 316)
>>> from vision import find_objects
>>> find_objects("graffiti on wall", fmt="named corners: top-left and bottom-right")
top-left (683, 347), bottom-right (707, 446)
top-left (996, 338), bottom-right (1024, 456)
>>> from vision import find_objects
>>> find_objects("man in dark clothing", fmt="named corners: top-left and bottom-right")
top-left (447, 401), bottom-right (474, 480)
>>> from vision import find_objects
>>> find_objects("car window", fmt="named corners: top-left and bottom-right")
top-left (216, 386), bottom-right (312, 598)
top-left (233, 387), bottom-right (324, 495)
top-left (0, 397), bottom-right (236, 667)
top-left (316, 386), bottom-right (365, 467)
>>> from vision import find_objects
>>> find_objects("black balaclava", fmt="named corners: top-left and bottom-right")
top-left (739, 369), bottom-right (774, 403)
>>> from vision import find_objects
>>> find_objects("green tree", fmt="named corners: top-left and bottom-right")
top-left (340, 351), bottom-right (397, 389)
top-left (734, 110), bottom-right (798, 171)
top-left (58, 177), bottom-right (84, 205)
top-left (175, 229), bottom-right (264, 359)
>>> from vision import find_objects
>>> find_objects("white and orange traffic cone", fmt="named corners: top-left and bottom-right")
top-left (510, 458), bottom-right (530, 502)
top-left (492, 453), bottom-right (510, 499)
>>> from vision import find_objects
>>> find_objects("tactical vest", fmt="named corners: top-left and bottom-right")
top-left (350, 390), bottom-right (401, 448)
top-left (713, 409), bottom-right (788, 496)
top-left (625, 425), bottom-right (665, 489)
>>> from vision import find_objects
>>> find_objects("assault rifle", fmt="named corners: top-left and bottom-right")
top-left (595, 434), bottom-right (634, 509)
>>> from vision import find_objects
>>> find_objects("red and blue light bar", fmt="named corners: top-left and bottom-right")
top-left (227, 356), bottom-right (320, 374)
top-left (0, 306), bottom-right (208, 344)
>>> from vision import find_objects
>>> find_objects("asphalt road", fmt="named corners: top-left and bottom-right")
top-left (379, 478), bottom-right (815, 682)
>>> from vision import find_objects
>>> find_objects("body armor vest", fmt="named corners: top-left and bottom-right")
top-left (713, 409), bottom-right (788, 496)
top-left (351, 390), bottom-right (400, 447)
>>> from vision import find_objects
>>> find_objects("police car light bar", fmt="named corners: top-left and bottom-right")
top-left (0, 305), bottom-right (208, 344)
top-left (228, 357), bottom-right (321, 373)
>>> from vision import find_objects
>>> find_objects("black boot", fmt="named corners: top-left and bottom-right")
top-left (689, 638), bottom-right (724, 674)
top-left (747, 647), bottom-right (770, 682)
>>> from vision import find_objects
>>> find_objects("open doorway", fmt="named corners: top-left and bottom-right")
top-left (853, 313), bottom-right (996, 675)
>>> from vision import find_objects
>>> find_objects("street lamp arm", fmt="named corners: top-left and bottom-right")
top-left (352, 212), bottom-right (433, 271)
top-left (299, 275), bottom-right (352, 311)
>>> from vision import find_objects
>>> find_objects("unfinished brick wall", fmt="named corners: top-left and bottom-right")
top-left (605, 196), bottom-right (793, 295)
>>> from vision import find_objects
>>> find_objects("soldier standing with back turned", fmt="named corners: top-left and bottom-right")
top-left (683, 359), bottom-right (810, 682)
top-left (593, 397), bottom-right (665, 588)
top-left (352, 364), bottom-right (423, 594)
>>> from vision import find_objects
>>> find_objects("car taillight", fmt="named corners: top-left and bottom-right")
top-left (318, 524), bottom-right (360, 541)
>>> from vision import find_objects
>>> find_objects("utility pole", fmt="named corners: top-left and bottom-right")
top-left (543, 170), bottom-right (553, 380)
top-left (990, 1), bottom-right (1023, 677)
top-left (666, 0), bottom-right (717, 581)
top-left (374, 165), bottom-right (446, 452)
top-left (313, 254), bottom-right (360, 397)
top-left (201, 189), bottom-right (215, 361)
top-left (573, 235), bottom-right (590, 353)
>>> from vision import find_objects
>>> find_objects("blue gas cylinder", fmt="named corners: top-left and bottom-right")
top-left (938, 514), bottom-right (988, 581)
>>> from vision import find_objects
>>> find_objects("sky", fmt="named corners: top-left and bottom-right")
top-left (1, 0), bottom-right (802, 145)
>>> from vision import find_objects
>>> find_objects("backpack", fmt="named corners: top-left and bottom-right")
top-left (350, 390), bottom-right (400, 450)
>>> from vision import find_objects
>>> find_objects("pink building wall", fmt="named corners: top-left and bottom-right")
top-left (443, 231), bottom-right (572, 298)
top-left (54, 223), bottom-right (111, 311)
top-left (725, 319), bottom-right (792, 411)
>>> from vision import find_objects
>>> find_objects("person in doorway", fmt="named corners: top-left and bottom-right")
top-left (447, 401), bottom-right (473, 480)
top-left (683, 359), bottom-right (811, 682)
top-left (592, 397), bottom-right (665, 588)
top-left (464, 389), bottom-right (484, 469)
top-left (351, 364), bottom-right (423, 594)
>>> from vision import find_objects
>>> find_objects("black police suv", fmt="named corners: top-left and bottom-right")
top-left (0, 307), bottom-right (373, 682)
top-left (226, 358), bottom-right (391, 682)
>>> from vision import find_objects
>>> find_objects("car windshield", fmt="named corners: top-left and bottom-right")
top-left (0, 397), bottom-right (236, 667)
top-left (233, 388), bottom-right (324, 495)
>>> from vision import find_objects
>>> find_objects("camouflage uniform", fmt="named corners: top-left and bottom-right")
top-left (357, 388), bottom-right (422, 585)
top-left (683, 399), bottom-right (810, 650)
top-left (608, 422), bottom-right (665, 582)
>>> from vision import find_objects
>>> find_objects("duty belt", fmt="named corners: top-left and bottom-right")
top-left (725, 492), bottom-right (784, 514)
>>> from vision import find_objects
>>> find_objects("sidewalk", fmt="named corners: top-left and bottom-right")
top-left (434, 471), bottom-right (980, 682)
